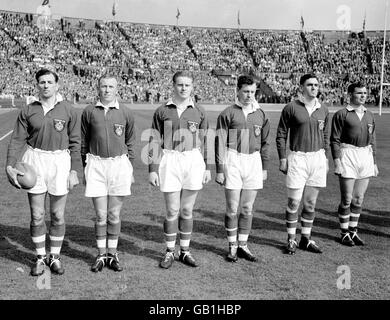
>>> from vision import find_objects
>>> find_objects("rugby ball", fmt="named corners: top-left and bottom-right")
top-left (15, 162), bottom-right (37, 189)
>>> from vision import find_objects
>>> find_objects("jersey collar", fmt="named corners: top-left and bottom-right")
top-left (346, 104), bottom-right (367, 113)
top-left (235, 100), bottom-right (261, 113)
top-left (297, 95), bottom-right (321, 111)
top-left (166, 97), bottom-right (195, 108)
top-left (95, 99), bottom-right (120, 109)
top-left (31, 93), bottom-right (63, 105)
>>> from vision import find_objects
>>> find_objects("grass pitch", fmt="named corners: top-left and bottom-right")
top-left (0, 106), bottom-right (389, 300)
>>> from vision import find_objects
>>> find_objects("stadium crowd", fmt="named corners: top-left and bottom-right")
top-left (0, 9), bottom-right (389, 106)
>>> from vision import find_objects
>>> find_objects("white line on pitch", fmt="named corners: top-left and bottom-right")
top-left (0, 130), bottom-right (13, 142)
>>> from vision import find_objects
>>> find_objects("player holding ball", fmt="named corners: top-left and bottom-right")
top-left (5, 68), bottom-right (81, 276)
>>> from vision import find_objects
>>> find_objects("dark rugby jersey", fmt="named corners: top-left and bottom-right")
top-left (81, 102), bottom-right (136, 165)
top-left (330, 106), bottom-right (376, 163)
top-left (276, 99), bottom-right (330, 159)
top-left (148, 100), bottom-right (209, 173)
top-left (6, 100), bottom-right (81, 171)
top-left (215, 104), bottom-right (270, 173)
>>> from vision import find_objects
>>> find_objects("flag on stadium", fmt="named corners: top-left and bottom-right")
top-left (362, 11), bottom-right (366, 32)
top-left (112, 1), bottom-right (118, 17)
top-left (176, 8), bottom-right (181, 20)
top-left (300, 15), bottom-right (304, 29)
top-left (237, 10), bottom-right (241, 27)
top-left (42, 0), bottom-right (49, 6)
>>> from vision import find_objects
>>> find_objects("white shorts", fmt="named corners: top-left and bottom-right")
top-left (84, 153), bottom-right (133, 197)
top-left (159, 148), bottom-right (206, 193)
top-left (286, 149), bottom-right (327, 189)
top-left (340, 144), bottom-right (375, 179)
top-left (224, 149), bottom-right (263, 190)
top-left (22, 146), bottom-right (71, 196)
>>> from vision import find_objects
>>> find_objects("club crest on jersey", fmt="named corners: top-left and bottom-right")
top-left (318, 120), bottom-right (324, 131)
top-left (187, 121), bottom-right (198, 133)
top-left (114, 124), bottom-right (124, 137)
top-left (253, 125), bottom-right (262, 137)
top-left (368, 124), bottom-right (373, 134)
top-left (53, 119), bottom-right (65, 132)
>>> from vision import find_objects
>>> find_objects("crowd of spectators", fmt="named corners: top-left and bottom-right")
top-left (1, 9), bottom-right (389, 106)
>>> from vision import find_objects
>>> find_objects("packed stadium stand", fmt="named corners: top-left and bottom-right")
top-left (0, 9), bottom-right (389, 106)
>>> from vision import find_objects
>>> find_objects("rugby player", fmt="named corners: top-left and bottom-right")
top-left (331, 82), bottom-right (378, 246)
top-left (148, 71), bottom-right (211, 269)
top-left (6, 68), bottom-right (80, 276)
top-left (276, 73), bottom-right (329, 255)
top-left (81, 74), bottom-right (135, 272)
top-left (215, 75), bottom-right (270, 262)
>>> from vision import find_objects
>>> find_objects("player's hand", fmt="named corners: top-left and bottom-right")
top-left (262, 170), bottom-right (267, 181)
top-left (374, 164), bottom-right (379, 177)
top-left (6, 165), bottom-right (23, 189)
top-left (68, 170), bottom-right (79, 190)
top-left (334, 158), bottom-right (342, 176)
top-left (203, 170), bottom-right (211, 184)
top-left (149, 172), bottom-right (160, 187)
top-left (326, 159), bottom-right (329, 174)
top-left (279, 159), bottom-right (288, 175)
top-left (215, 172), bottom-right (225, 186)
top-left (131, 174), bottom-right (135, 183)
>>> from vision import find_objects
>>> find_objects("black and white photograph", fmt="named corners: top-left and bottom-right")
top-left (0, 0), bottom-right (388, 312)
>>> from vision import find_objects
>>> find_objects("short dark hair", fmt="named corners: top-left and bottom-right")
top-left (35, 68), bottom-right (59, 83)
top-left (237, 75), bottom-right (256, 90)
top-left (98, 73), bottom-right (118, 86)
top-left (347, 82), bottom-right (366, 94)
top-left (172, 71), bottom-right (194, 83)
top-left (299, 73), bottom-right (318, 85)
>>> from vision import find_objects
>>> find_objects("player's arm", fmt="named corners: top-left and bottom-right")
top-left (125, 110), bottom-right (136, 183)
top-left (67, 106), bottom-right (81, 189)
top-left (323, 108), bottom-right (330, 173)
top-left (260, 112), bottom-right (270, 181)
top-left (276, 105), bottom-right (290, 174)
top-left (370, 114), bottom-right (379, 176)
top-left (6, 108), bottom-right (29, 189)
top-left (215, 111), bottom-right (229, 185)
top-left (125, 110), bottom-right (136, 164)
top-left (148, 109), bottom-right (163, 187)
top-left (330, 110), bottom-right (344, 175)
top-left (198, 108), bottom-right (211, 184)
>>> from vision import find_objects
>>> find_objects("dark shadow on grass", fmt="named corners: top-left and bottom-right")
top-left (360, 209), bottom-right (390, 228)
top-left (121, 219), bottom-right (229, 260)
top-left (142, 212), bottom-right (287, 253)
top-left (65, 223), bottom-right (162, 263)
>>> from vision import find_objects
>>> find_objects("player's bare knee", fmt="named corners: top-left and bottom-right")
top-left (226, 202), bottom-right (239, 215)
top-left (30, 214), bottom-right (45, 226)
top-left (287, 198), bottom-right (300, 212)
top-left (303, 198), bottom-right (316, 212)
top-left (180, 207), bottom-right (193, 220)
top-left (107, 214), bottom-right (120, 225)
top-left (240, 203), bottom-right (253, 215)
top-left (166, 211), bottom-right (179, 221)
top-left (51, 215), bottom-right (65, 225)
top-left (352, 195), bottom-right (364, 207)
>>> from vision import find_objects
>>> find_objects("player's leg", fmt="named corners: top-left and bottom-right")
top-left (28, 192), bottom-right (48, 276)
top-left (91, 196), bottom-right (108, 272)
top-left (106, 195), bottom-right (124, 271)
top-left (178, 189), bottom-right (200, 267)
top-left (224, 189), bottom-right (241, 262)
top-left (48, 193), bottom-right (68, 275)
top-left (237, 189), bottom-right (258, 262)
top-left (349, 178), bottom-right (370, 245)
top-left (159, 191), bottom-right (181, 269)
top-left (299, 186), bottom-right (322, 253)
top-left (285, 187), bottom-right (303, 255)
top-left (338, 177), bottom-right (355, 246)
